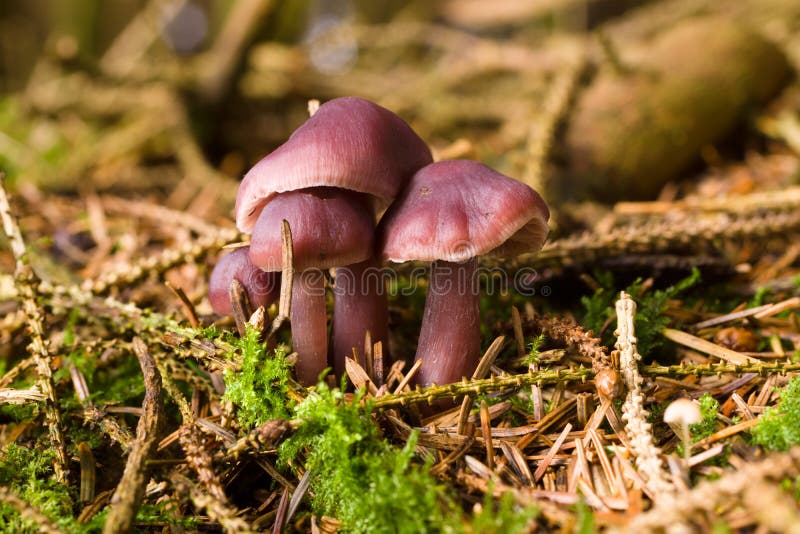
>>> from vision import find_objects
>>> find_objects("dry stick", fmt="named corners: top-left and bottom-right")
top-left (692, 303), bottom-right (774, 329)
top-left (379, 365), bottom-right (592, 410)
top-left (0, 386), bottom-right (45, 404)
top-left (158, 356), bottom-right (238, 513)
top-left (615, 291), bottom-right (674, 500)
top-left (392, 359), bottom-right (424, 395)
top-left (0, 176), bottom-right (68, 483)
top-left (229, 278), bottom-right (252, 337)
top-left (0, 355), bottom-right (35, 387)
top-left (78, 442), bottom-right (97, 504)
top-left (479, 400), bottom-right (494, 470)
top-left (165, 281), bottom-right (200, 329)
top-left (70, 361), bottom-right (134, 450)
top-left (268, 220), bottom-right (294, 340)
top-left (525, 314), bottom-right (612, 374)
top-left (285, 469), bottom-right (312, 529)
top-left (0, 486), bottom-right (67, 534)
top-left (615, 186), bottom-right (800, 217)
top-left (171, 473), bottom-right (254, 534)
top-left (104, 338), bottom-right (163, 534)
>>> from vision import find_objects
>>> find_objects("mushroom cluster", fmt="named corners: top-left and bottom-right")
top-left (209, 96), bottom-right (550, 388)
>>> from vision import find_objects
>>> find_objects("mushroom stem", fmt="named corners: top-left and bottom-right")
top-left (414, 258), bottom-right (481, 387)
top-left (291, 269), bottom-right (328, 385)
top-left (331, 257), bottom-right (390, 380)
top-left (680, 423), bottom-right (692, 464)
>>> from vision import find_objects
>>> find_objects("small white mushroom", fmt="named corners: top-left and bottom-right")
top-left (664, 398), bottom-right (703, 463)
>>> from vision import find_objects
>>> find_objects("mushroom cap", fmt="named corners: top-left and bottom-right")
top-left (380, 160), bottom-right (550, 263)
top-left (208, 247), bottom-right (280, 315)
top-left (249, 187), bottom-right (374, 271)
top-left (235, 96), bottom-right (433, 233)
top-left (663, 398), bottom-right (702, 426)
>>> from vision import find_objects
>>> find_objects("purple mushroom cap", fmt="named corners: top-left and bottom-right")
top-left (248, 187), bottom-right (374, 272)
top-left (208, 246), bottom-right (280, 315)
top-left (235, 96), bottom-right (432, 233)
top-left (381, 160), bottom-right (550, 263)
top-left (379, 160), bottom-right (550, 388)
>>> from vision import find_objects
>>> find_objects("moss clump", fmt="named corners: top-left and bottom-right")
top-left (279, 383), bottom-right (447, 533)
top-left (279, 382), bottom-right (537, 533)
top-left (752, 377), bottom-right (800, 451)
top-left (223, 325), bottom-right (295, 428)
top-left (582, 268), bottom-right (699, 354)
top-left (691, 394), bottom-right (720, 441)
top-left (0, 444), bottom-right (83, 533)
top-left (467, 490), bottom-right (537, 533)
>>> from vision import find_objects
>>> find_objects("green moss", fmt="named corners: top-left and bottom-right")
top-left (278, 382), bottom-right (539, 533)
top-left (572, 497), bottom-right (596, 534)
top-left (279, 383), bottom-right (449, 533)
top-left (691, 394), bottom-right (720, 441)
top-left (0, 443), bottom-right (200, 532)
top-left (223, 325), bottom-right (295, 428)
top-left (752, 377), bottom-right (800, 451)
top-left (523, 334), bottom-right (546, 366)
top-left (581, 268), bottom-right (700, 354)
top-left (467, 490), bottom-right (537, 533)
top-left (0, 444), bottom-right (76, 533)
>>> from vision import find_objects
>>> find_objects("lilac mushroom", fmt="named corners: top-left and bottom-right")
top-left (379, 160), bottom-right (550, 387)
top-left (249, 188), bottom-right (375, 385)
top-left (208, 246), bottom-right (280, 316)
top-left (234, 97), bottom-right (432, 382)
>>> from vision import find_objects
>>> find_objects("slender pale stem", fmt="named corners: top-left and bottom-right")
top-left (414, 259), bottom-right (481, 387)
top-left (332, 257), bottom-right (389, 380)
top-left (291, 270), bottom-right (328, 386)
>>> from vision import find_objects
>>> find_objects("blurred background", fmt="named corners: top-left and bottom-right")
top-left (0, 0), bottom-right (799, 289)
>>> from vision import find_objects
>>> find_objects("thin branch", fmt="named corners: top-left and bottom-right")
top-left (0, 176), bottom-right (68, 483)
top-left (103, 338), bottom-right (163, 534)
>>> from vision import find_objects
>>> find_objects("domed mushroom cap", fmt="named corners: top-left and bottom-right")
top-left (209, 247), bottom-right (280, 315)
top-left (249, 188), bottom-right (374, 271)
top-left (235, 96), bottom-right (433, 233)
top-left (663, 398), bottom-right (702, 426)
top-left (380, 160), bottom-right (550, 263)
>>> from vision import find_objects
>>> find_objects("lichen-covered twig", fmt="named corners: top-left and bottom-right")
top-left (523, 314), bottom-right (612, 374)
top-left (0, 177), bottom-right (68, 483)
top-left (615, 291), bottom-right (674, 499)
top-left (0, 486), bottom-right (67, 534)
top-left (104, 338), bottom-right (163, 534)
